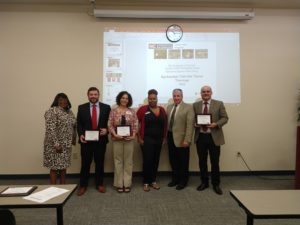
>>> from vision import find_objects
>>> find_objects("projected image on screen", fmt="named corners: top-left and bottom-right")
top-left (103, 30), bottom-right (240, 107)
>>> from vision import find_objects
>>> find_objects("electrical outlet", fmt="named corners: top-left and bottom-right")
top-left (236, 151), bottom-right (241, 157)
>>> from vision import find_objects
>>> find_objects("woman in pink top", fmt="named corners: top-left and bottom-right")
top-left (108, 91), bottom-right (138, 193)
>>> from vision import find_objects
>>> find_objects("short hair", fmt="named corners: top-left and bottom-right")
top-left (201, 85), bottom-right (212, 92)
top-left (87, 87), bottom-right (99, 94)
top-left (116, 91), bottom-right (133, 107)
top-left (148, 89), bottom-right (158, 96)
top-left (51, 93), bottom-right (72, 109)
top-left (172, 88), bottom-right (183, 96)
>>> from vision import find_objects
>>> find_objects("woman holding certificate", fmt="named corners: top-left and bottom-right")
top-left (43, 93), bottom-right (76, 184)
top-left (108, 91), bottom-right (138, 193)
top-left (136, 89), bottom-right (167, 192)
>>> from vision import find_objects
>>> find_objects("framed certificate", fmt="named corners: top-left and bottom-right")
top-left (116, 125), bottom-right (131, 137)
top-left (196, 114), bottom-right (212, 125)
top-left (0, 186), bottom-right (37, 197)
top-left (85, 130), bottom-right (99, 141)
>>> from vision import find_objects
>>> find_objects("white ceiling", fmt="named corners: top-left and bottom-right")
top-left (1, 0), bottom-right (300, 9)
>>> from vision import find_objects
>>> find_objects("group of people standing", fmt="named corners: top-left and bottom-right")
top-left (43, 85), bottom-right (228, 196)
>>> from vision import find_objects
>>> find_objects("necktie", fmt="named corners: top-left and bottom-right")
top-left (203, 102), bottom-right (208, 132)
top-left (169, 105), bottom-right (177, 131)
top-left (92, 104), bottom-right (97, 130)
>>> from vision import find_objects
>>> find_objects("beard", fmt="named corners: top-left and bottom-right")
top-left (89, 98), bottom-right (98, 103)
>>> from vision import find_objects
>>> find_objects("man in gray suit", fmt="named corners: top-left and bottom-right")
top-left (193, 85), bottom-right (228, 195)
top-left (167, 89), bottom-right (194, 190)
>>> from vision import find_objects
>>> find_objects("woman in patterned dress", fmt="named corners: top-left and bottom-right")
top-left (44, 93), bottom-right (76, 184)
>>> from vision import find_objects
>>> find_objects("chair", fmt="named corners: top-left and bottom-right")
top-left (0, 209), bottom-right (16, 225)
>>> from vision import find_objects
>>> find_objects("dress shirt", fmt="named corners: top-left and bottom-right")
top-left (168, 102), bottom-right (182, 124)
top-left (201, 99), bottom-right (211, 133)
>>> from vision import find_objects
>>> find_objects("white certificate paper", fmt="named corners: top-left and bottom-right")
top-left (0, 186), bottom-right (36, 196)
top-left (197, 114), bottom-right (211, 125)
top-left (85, 130), bottom-right (99, 141)
top-left (23, 187), bottom-right (69, 203)
top-left (116, 126), bottom-right (131, 137)
top-left (2, 187), bottom-right (33, 194)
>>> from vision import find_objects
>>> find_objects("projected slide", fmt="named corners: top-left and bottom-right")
top-left (103, 30), bottom-right (240, 107)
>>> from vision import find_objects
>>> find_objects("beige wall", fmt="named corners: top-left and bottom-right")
top-left (0, 6), bottom-right (299, 174)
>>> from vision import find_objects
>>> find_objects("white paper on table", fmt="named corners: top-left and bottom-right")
top-left (23, 187), bottom-right (69, 203)
top-left (2, 187), bottom-right (33, 194)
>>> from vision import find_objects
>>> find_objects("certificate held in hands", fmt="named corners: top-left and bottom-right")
top-left (116, 125), bottom-right (131, 137)
top-left (85, 130), bottom-right (99, 141)
top-left (196, 114), bottom-right (212, 125)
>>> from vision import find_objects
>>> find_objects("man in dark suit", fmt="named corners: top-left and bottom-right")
top-left (77, 87), bottom-right (111, 196)
top-left (193, 85), bottom-right (228, 195)
top-left (167, 89), bottom-right (194, 190)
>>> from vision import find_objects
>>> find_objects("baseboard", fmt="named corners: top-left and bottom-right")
top-left (0, 170), bottom-right (294, 179)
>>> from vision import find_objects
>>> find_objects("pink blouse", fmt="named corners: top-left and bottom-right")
top-left (108, 107), bottom-right (138, 136)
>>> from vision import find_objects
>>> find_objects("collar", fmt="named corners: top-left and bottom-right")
top-left (90, 102), bottom-right (99, 107)
top-left (202, 99), bottom-right (211, 104)
top-left (175, 101), bottom-right (183, 107)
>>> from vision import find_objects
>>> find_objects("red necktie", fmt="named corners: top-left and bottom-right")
top-left (203, 102), bottom-right (208, 132)
top-left (92, 104), bottom-right (97, 130)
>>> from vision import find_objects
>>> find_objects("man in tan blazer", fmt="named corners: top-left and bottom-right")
top-left (193, 85), bottom-right (228, 195)
top-left (167, 89), bottom-right (194, 190)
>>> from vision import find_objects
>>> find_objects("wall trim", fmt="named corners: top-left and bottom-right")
top-left (0, 170), bottom-right (294, 179)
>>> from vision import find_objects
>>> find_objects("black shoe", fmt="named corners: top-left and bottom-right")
top-left (168, 181), bottom-right (178, 187)
top-left (176, 185), bottom-right (185, 190)
top-left (213, 186), bottom-right (223, 195)
top-left (197, 183), bottom-right (209, 191)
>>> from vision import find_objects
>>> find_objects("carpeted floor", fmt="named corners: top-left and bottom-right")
top-left (0, 175), bottom-right (298, 225)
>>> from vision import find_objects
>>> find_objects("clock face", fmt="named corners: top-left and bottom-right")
top-left (166, 24), bottom-right (183, 42)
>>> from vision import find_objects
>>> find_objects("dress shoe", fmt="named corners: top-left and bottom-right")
top-left (143, 184), bottom-right (150, 192)
top-left (168, 181), bottom-right (178, 187)
top-left (150, 182), bottom-right (160, 190)
top-left (213, 186), bottom-right (223, 195)
top-left (175, 185), bottom-right (185, 190)
top-left (77, 187), bottom-right (87, 196)
top-left (97, 185), bottom-right (106, 193)
top-left (197, 183), bottom-right (209, 191)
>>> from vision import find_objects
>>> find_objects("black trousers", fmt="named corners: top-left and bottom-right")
top-left (196, 133), bottom-right (220, 186)
top-left (80, 142), bottom-right (106, 187)
top-left (167, 131), bottom-right (190, 186)
top-left (141, 136), bottom-right (162, 184)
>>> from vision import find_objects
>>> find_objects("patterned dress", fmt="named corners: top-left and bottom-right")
top-left (43, 106), bottom-right (76, 170)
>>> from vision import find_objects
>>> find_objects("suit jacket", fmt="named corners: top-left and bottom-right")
top-left (193, 99), bottom-right (228, 146)
top-left (167, 102), bottom-right (195, 147)
top-left (77, 102), bottom-right (111, 145)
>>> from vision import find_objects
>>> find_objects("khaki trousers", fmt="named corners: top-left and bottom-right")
top-left (113, 140), bottom-right (134, 188)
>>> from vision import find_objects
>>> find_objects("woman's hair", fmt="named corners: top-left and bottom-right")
top-left (116, 91), bottom-right (133, 107)
top-left (148, 89), bottom-right (158, 96)
top-left (51, 93), bottom-right (72, 109)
